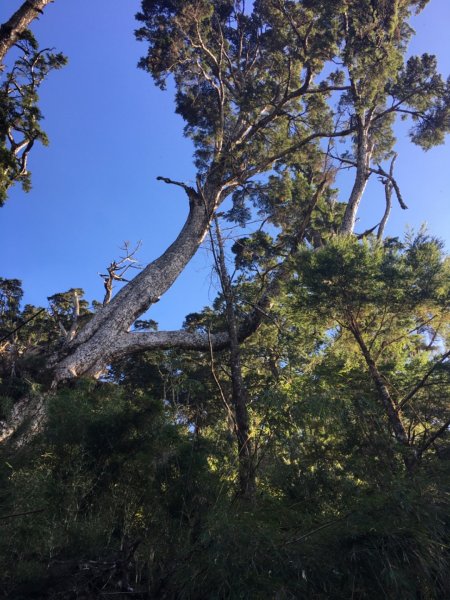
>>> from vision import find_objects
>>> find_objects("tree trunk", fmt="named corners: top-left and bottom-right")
top-left (212, 220), bottom-right (256, 499)
top-left (0, 393), bottom-right (46, 446)
top-left (0, 0), bottom-right (54, 65)
top-left (49, 183), bottom-right (217, 381)
top-left (339, 116), bottom-right (373, 235)
top-left (348, 317), bottom-right (417, 472)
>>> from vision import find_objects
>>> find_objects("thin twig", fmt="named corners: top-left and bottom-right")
top-left (0, 307), bottom-right (46, 344)
top-left (284, 513), bottom-right (351, 545)
top-left (0, 507), bottom-right (45, 520)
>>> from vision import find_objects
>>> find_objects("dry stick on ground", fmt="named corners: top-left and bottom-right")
top-left (284, 513), bottom-right (351, 546)
top-left (0, 507), bottom-right (45, 520)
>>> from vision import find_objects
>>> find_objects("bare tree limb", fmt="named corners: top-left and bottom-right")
top-left (67, 289), bottom-right (80, 341)
top-left (339, 116), bottom-right (373, 234)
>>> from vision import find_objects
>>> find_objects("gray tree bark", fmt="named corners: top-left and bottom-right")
top-left (50, 181), bottom-right (221, 381)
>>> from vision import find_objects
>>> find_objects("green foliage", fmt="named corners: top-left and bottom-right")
top-left (296, 233), bottom-right (447, 314)
top-left (1, 364), bottom-right (448, 598)
top-left (4, 231), bottom-right (449, 598)
top-left (0, 32), bottom-right (66, 205)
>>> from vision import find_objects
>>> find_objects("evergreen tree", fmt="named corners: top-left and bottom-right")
top-left (0, 2), bottom-right (66, 205)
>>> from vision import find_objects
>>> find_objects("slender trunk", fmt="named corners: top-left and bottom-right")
top-left (348, 317), bottom-right (417, 472)
top-left (213, 220), bottom-right (255, 499)
top-left (0, 0), bottom-right (54, 65)
top-left (339, 117), bottom-right (373, 235)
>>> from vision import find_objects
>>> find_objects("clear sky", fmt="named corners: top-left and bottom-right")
top-left (1, 0), bottom-right (449, 330)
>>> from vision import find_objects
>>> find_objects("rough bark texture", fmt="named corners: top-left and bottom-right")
top-left (0, 175), bottom-right (326, 445)
top-left (0, 393), bottom-right (46, 446)
top-left (0, 0), bottom-right (54, 65)
top-left (377, 155), bottom-right (397, 240)
top-left (50, 184), bottom-right (218, 381)
top-left (377, 180), bottom-right (393, 240)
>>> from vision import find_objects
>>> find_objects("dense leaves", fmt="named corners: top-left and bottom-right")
top-left (0, 31), bottom-right (66, 205)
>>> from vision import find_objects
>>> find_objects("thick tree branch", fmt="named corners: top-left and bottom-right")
top-left (49, 180), bottom-right (217, 381)
top-left (115, 329), bottom-right (230, 354)
top-left (107, 179), bottom-right (327, 361)
top-left (377, 155), bottom-right (396, 239)
top-left (0, 0), bottom-right (54, 65)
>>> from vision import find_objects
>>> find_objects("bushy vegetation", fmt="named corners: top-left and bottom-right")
top-left (1, 234), bottom-right (449, 599)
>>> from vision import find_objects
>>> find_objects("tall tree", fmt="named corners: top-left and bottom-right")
top-left (295, 233), bottom-right (450, 471)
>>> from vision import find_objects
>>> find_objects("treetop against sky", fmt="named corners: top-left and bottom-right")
top-left (1, 0), bottom-right (450, 330)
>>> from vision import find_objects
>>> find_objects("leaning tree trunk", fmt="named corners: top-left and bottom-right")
top-left (0, 180), bottom-right (221, 445)
top-left (50, 182), bottom-right (220, 381)
top-left (0, 0), bottom-right (54, 65)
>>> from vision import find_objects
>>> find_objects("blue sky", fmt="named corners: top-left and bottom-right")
top-left (1, 0), bottom-right (449, 330)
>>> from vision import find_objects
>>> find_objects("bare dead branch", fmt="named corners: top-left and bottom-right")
top-left (100, 242), bottom-right (143, 306)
